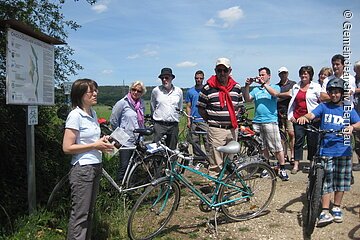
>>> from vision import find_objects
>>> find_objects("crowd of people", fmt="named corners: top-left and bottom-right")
top-left (62, 54), bottom-right (360, 239)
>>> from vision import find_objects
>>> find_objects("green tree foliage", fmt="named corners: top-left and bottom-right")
top-left (0, 0), bottom-right (96, 235)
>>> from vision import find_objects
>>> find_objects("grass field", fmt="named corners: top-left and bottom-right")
top-left (94, 102), bottom-right (254, 121)
top-left (93, 101), bottom-right (153, 120)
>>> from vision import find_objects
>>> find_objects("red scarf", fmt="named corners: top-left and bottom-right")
top-left (207, 75), bottom-right (238, 129)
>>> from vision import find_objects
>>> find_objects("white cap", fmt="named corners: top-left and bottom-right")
top-left (216, 57), bottom-right (231, 68)
top-left (278, 67), bottom-right (288, 73)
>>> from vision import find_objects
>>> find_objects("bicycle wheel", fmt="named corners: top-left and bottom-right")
top-left (127, 179), bottom-right (180, 240)
top-left (46, 172), bottom-right (70, 210)
top-left (237, 136), bottom-right (262, 157)
top-left (305, 167), bottom-right (324, 236)
top-left (126, 154), bottom-right (167, 188)
top-left (218, 161), bottom-right (276, 221)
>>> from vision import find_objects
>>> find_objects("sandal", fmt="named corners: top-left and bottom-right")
top-left (289, 158), bottom-right (295, 166)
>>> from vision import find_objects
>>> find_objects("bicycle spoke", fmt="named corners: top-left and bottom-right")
top-left (219, 162), bottom-right (276, 221)
top-left (128, 180), bottom-right (180, 240)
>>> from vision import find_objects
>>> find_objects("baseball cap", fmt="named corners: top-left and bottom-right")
top-left (216, 57), bottom-right (231, 68)
top-left (278, 67), bottom-right (288, 74)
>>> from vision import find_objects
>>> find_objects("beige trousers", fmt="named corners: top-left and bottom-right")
top-left (207, 126), bottom-right (238, 177)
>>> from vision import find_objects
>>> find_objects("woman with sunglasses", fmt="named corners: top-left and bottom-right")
top-left (110, 81), bottom-right (146, 183)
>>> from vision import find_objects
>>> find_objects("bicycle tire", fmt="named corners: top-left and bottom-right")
top-left (305, 167), bottom-right (324, 236)
top-left (237, 136), bottom-right (262, 157)
top-left (127, 179), bottom-right (180, 240)
top-left (218, 161), bottom-right (276, 221)
top-left (46, 171), bottom-right (70, 208)
top-left (126, 154), bottom-right (167, 196)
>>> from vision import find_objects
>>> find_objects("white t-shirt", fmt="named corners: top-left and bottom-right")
top-left (65, 107), bottom-right (102, 165)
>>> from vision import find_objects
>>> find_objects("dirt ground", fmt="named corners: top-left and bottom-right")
top-left (154, 158), bottom-right (360, 240)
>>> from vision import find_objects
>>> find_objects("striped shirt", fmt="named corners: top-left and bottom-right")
top-left (197, 83), bottom-right (243, 126)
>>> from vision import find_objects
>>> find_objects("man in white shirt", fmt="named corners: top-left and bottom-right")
top-left (320, 54), bottom-right (356, 107)
top-left (151, 68), bottom-right (183, 149)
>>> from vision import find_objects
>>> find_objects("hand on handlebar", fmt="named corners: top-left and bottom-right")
top-left (343, 125), bottom-right (354, 135)
top-left (296, 116), bottom-right (308, 125)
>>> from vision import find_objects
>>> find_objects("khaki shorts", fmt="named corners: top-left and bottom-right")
top-left (253, 122), bottom-right (283, 152)
top-left (279, 117), bottom-right (294, 132)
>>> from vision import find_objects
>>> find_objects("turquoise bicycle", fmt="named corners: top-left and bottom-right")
top-left (127, 140), bottom-right (277, 240)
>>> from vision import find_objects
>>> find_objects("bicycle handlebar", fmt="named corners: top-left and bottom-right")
top-left (156, 140), bottom-right (194, 162)
top-left (175, 108), bottom-right (203, 122)
top-left (304, 124), bottom-right (343, 135)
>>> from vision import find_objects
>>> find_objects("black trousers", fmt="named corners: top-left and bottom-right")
top-left (117, 149), bottom-right (134, 181)
top-left (153, 122), bottom-right (179, 150)
top-left (293, 121), bottom-right (319, 161)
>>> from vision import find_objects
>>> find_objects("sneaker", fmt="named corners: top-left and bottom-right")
top-left (278, 169), bottom-right (289, 181)
top-left (260, 169), bottom-right (270, 178)
top-left (353, 164), bottom-right (360, 171)
top-left (317, 211), bottom-right (334, 226)
top-left (331, 207), bottom-right (343, 223)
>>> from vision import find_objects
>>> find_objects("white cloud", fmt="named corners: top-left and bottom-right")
top-left (206, 6), bottom-right (244, 28)
top-left (143, 49), bottom-right (158, 57)
top-left (127, 45), bottom-right (159, 60)
top-left (127, 54), bottom-right (140, 59)
top-left (176, 61), bottom-right (198, 68)
top-left (91, 4), bottom-right (108, 13)
top-left (205, 18), bottom-right (217, 27)
top-left (102, 69), bottom-right (113, 74)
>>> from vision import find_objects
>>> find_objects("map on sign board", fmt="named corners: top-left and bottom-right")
top-left (6, 28), bottom-right (55, 105)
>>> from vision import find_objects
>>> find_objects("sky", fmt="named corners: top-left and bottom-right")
top-left (61, 0), bottom-right (360, 88)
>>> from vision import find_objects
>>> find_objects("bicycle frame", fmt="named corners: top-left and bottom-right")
top-left (166, 153), bottom-right (253, 209)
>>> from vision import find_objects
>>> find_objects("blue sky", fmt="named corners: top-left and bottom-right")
top-left (61, 0), bottom-right (360, 88)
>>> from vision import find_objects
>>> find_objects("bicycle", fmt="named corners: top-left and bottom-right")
top-left (177, 110), bottom-right (210, 170)
top-left (303, 125), bottom-right (342, 236)
top-left (127, 139), bottom-right (277, 240)
top-left (237, 105), bottom-right (288, 161)
top-left (178, 108), bottom-right (261, 167)
top-left (47, 127), bottom-right (167, 208)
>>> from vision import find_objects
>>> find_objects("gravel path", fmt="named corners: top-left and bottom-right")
top-left (154, 159), bottom-right (360, 240)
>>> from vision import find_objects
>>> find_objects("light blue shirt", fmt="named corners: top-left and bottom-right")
top-left (110, 96), bottom-right (145, 146)
top-left (185, 86), bottom-right (204, 122)
top-left (250, 84), bottom-right (280, 123)
top-left (65, 107), bottom-right (102, 165)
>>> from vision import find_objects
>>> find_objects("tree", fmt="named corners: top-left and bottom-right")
top-left (0, 0), bottom-right (97, 233)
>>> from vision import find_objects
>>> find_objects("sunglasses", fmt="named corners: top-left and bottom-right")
top-left (161, 76), bottom-right (170, 80)
top-left (131, 88), bottom-right (142, 93)
top-left (216, 68), bottom-right (229, 74)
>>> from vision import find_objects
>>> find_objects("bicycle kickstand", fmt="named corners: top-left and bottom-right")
top-left (206, 208), bottom-right (220, 235)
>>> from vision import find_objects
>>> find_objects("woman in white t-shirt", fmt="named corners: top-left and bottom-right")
top-left (63, 78), bottom-right (113, 240)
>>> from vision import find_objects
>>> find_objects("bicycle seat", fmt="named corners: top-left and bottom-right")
top-left (133, 128), bottom-right (154, 136)
top-left (216, 141), bottom-right (240, 154)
